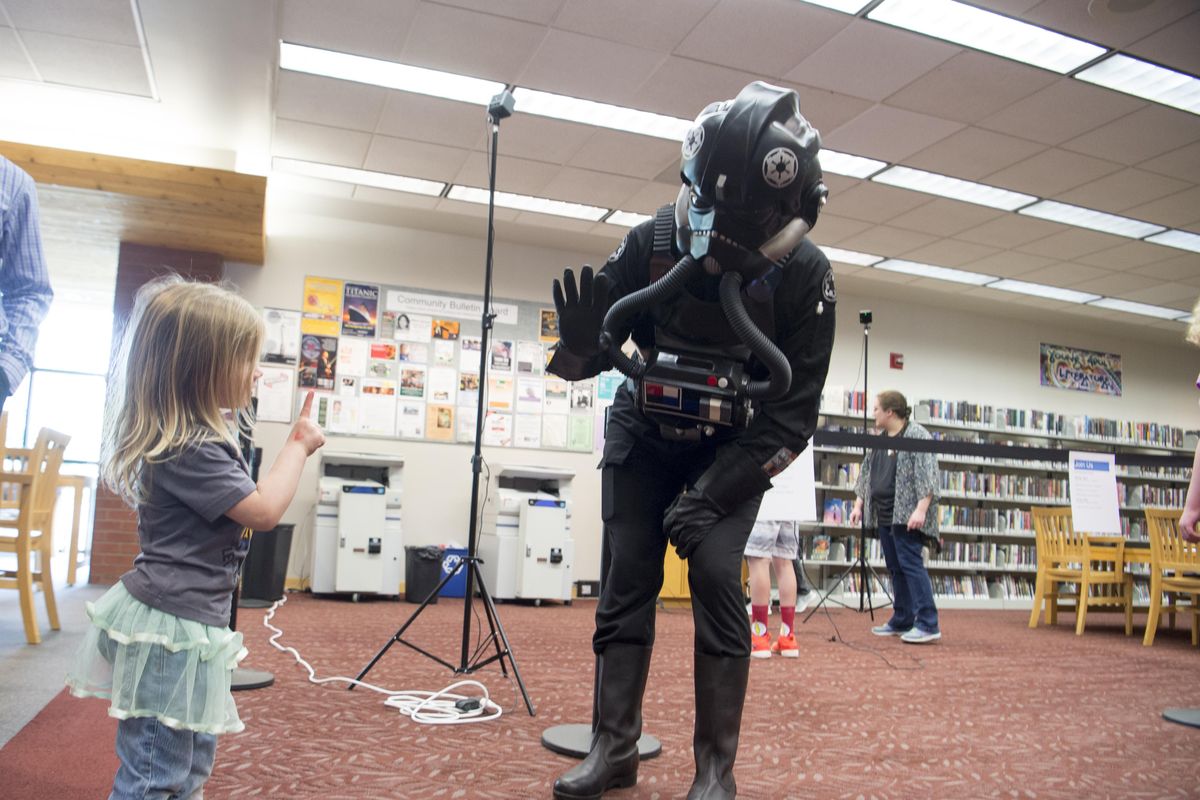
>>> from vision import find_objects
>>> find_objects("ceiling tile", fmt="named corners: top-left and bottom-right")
top-left (512, 211), bottom-right (598, 234)
top-left (1023, 0), bottom-right (1195, 49)
top-left (954, 213), bottom-right (1066, 248)
top-left (1054, 167), bottom-right (1192, 215)
top-left (963, 251), bottom-right (1059, 278)
top-left (884, 51), bottom-right (1058, 125)
top-left (1133, 254), bottom-right (1200, 282)
top-left (269, 172), bottom-right (356, 200)
top-left (828, 182), bottom-right (932, 224)
top-left (784, 85), bottom-right (875, 134)
top-left (453, 152), bottom-right (564, 196)
top-left (1061, 105), bottom-right (1200, 165)
top-left (539, 167), bottom-right (645, 208)
top-left (20, 30), bottom-right (150, 96)
top-left (674, 0), bottom-right (851, 78)
top-left (823, 174), bottom-right (862, 197)
top-left (434, 0), bottom-right (566, 25)
top-left (1138, 141), bottom-right (1200, 185)
top-left (1070, 271), bottom-right (1159, 296)
top-left (1126, 9), bottom-right (1200, 75)
top-left (904, 127), bottom-right (1046, 181)
top-left (553, 0), bottom-right (718, 52)
top-left (809, 215), bottom-right (875, 246)
top-left (631, 57), bottom-right (761, 119)
top-left (0, 27), bottom-right (35, 80)
top-left (400, 3), bottom-right (547, 84)
top-left (785, 19), bottom-right (959, 103)
top-left (965, 0), bottom-right (1043, 13)
top-left (1075, 239), bottom-right (1179, 271)
top-left (363, 135), bottom-right (471, 182)
top-left (272, 119), bottom-right (372, 167)
top-left (4, 0), bottom-right (138, 46)
top-left (838, 225), bottom-right (940, 255)
top-left (1123, 186), bottom-right (1200, 230)
top-left (826, 105), bottom-right (964, 163)
top-left (1016, 228), bottom-right (1127, 260)
top-left (900, 238), bottom-right (1003, 267)
top-left (620, 181), bottom-right (678, 214)
top-left (436, 197), bottom-right (520, 223)
top-left (352, 185), bottom-right (440, 210)
top-left (519, 29), bottom-right (667, 106)
top-left (983, 148), bottom-right (1123, 196)
top-left (884, 199), bottom-right (1007, 238)
top-left (482, 113), bottom-right (594, 165)
top-left (374, 92), bottom-right (487, 150)
top-left (1119, 281), bottom-right (1195, 309)
top-left (978, 81), bottom-right (1145, 146)
top-left (1018, 262), bottom-right (1112, 287)
top-left (569, 130), bottom-right (680, 180)
top-left (279, 0), bottom-right (417, 61)
top-left (275, 71), bottom-right (386, 132)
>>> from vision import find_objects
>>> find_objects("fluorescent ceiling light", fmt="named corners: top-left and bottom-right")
top-left (272, 158), bottom-right (445, 196)
top-left (872, 165), bottom-right (1036, 211)
top-left (874, 258), bottom-right (996, 285)
top-left (868, 0), bottom-right (1106, 74)
top-left (280, 42), bottom-right (503, 105)
top-left (446, 185), bottom-right (608, 221)
top-left (1144, 229), bottom-right (1200, 253)
top-left (1018, 200), bottom-right (1165, 239)
top-left (605, 210), bottom-right (653, 227)
top-left (512, 88), bottom-right (692, 140)
top-left (795, 0), bottom-right (873, 13)
top-left (1087, 297), bottom-right (1191, 321)
top-left (820, 246), bottom-right (883, 266)
top-left (986, 279), bottom-right (1099, 304)
top-left (1075, 53), bottom-right (1200, 116)
top-left (820, 148), bottom-right (887, 179)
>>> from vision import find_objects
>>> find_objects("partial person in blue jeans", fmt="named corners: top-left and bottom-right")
top-left (848, 390), bottom-right (941, 644)
top-left (66, 277), bottom-right (326, 799)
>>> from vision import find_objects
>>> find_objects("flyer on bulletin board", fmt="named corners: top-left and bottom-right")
top-left (301, 277), bottom-right (343, 336)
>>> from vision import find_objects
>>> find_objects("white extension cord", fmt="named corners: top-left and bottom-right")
top-left (261, 596), bottom-right (504, 725)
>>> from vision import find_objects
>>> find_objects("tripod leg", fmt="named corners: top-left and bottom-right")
top-left (472, 566), bottom-right (537, 716)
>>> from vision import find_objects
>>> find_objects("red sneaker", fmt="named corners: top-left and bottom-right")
top-left (751, 631), bottom-right (772, 659)
top-left (772, 632), bottom-right (799, 658)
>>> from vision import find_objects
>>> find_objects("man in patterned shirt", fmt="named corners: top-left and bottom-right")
top-left (0, 155), bottom-right (53, 408)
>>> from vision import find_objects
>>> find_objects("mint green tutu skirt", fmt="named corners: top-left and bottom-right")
top-left (65, 582), bottom-right (247, 734)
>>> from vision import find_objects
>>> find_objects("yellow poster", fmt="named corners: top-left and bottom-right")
top-left (301, 276), bottom-right (343, 335)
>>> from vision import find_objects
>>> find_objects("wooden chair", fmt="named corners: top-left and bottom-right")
top-left (1028, 506), bottom-right (1133, 636)
top-left (0, 428), bottom-right (71, 644)
top-left (1143, 508), bottom-right (1200, 647)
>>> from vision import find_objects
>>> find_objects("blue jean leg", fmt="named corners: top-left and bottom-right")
top-left (888, 524), bottom-right (939, 633)
top-left (111, 716), bottom-right (216, 799)
top-left (878, 525), bottom-right (913, 630)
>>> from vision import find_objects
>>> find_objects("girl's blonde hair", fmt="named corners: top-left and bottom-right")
top-left (102, 276), bottom-right (264, 504)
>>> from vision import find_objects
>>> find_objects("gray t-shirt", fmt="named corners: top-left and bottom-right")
top-left (121, 439), bottom-right (258, 627)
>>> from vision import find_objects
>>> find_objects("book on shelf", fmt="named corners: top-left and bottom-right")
top-left (809, 535), bottom-right (831, 561)
top-left (822, 498), bottom-right (849, 526)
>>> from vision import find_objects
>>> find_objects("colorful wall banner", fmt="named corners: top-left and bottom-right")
top-left (1040, 343), bottom-right (1122, 397)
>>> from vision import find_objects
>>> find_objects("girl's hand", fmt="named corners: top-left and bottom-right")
top-left (292, 391), bottom-right (326, 456)
top-left (1181, 509), bottom-right (1200, 543)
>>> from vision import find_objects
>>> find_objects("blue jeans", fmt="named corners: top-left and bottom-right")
top-left (111, 716), bottom-right (216, 800)
top-left (879, 524), bottom-right (939, 633)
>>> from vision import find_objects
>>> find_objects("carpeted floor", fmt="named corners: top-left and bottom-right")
top-left (3, 592), bottom-right (1199, 799)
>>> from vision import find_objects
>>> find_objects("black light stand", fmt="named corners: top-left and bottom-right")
top-left (353, 90), bottom-right (535, 716)
top-left (231, 402), bottom-right (274, 691)
top-left (804, 310), bottom-right (892, 622)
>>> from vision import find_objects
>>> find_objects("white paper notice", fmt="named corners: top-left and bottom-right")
top-left (756, 447), bottom-right (817, 523)
top-left (338, 338), bottom-right (368, 378)
top-left (255, 367), bottom-right (295, 423)
top-left (1068, 451), bottom-right (1121, 534)
top-left (396, 400), bottom-right (425, 438)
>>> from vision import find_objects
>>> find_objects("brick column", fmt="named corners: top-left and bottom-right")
top-left (88, 243), bottom-right (224, 584)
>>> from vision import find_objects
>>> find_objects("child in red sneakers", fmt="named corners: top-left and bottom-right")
top-left (746, 520), bottom-right (801, 658)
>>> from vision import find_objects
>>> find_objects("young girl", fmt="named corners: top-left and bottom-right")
top-left (66, 277), bottom-right (325, 799)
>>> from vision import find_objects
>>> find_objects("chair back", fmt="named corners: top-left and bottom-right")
top-left (1145, 507), bottom-right (1199, 571)
top-left (17, 429), bottom-right (71, 528)
top-left (1032, 506), bottom-right (1085, 564)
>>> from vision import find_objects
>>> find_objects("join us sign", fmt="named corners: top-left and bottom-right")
top-left (1040, 342), bottom-right (1122, 397)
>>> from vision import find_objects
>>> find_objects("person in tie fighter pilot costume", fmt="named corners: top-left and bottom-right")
top-left (547, 82), bottom-right (837, 800)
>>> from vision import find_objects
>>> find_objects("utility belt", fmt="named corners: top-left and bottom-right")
top-left (634, 347), bottom-right (755, 442)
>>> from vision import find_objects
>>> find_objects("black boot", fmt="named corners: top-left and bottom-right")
top-left (553, 644), bottom-right (652, 800)
top-left (687, 652), bottom-right (750, 800)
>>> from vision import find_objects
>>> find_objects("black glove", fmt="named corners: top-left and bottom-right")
top-left (664, 445), bottom-right (773, 560)
top-left (552, 265), bottom-right (610, 358)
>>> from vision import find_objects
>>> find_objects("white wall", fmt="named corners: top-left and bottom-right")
top-left (227, 203), bottom-right (1199, 585)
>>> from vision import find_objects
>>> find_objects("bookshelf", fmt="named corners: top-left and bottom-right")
top-left (804, 392), bottom-right (1195, 611)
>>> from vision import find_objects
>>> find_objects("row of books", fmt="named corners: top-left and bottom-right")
top-left (938, 506), bottom-right (1032, 534)
top-left (818, 461), bottom-right (861, 487)
top-left (939, 471), bottom-right (1070, 500)
top-left (1074, 417), bottom-right (1185, 449)
top-left (1119, 484), bottom-right (1187, 507)
top-left (931, 575), bottom-right (991, 599)
top-left (992, 576), bottom-right (1036, 599)
top-left (820, 572), bottom-right (1037, 601)
top-left (929, 542), bottom-right (1037, 569)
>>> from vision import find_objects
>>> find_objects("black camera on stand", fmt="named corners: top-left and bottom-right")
top-left (859, 309), bottom-right (872, 325)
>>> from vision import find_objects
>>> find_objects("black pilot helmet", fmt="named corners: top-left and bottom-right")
top-left (675, 81), bottom-right (827, 281)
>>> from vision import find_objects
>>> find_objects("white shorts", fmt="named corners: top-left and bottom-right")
top-left (744, 520), bottom-right (799, 560)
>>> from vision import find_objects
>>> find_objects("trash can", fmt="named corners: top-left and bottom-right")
top-left (240, 524), bottom-right (294, 608)
top-left (439, 547), bottom-right (469, 598)
top-left (405, 546), bottom-right (443, 604)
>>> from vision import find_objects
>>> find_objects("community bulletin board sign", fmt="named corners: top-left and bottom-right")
top-left (1039, 342), bottom-right (1122, 397)
top-left (254, 276), bottom-right (623, 453)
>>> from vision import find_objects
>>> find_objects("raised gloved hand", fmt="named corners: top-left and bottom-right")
top-left (664, 445), bottom-right (773, 560)
top-left (552, 265), bottom-right (610, 358)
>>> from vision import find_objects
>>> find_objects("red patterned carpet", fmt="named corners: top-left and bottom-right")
top-left (4, 593), bottom-right (1199, 799)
